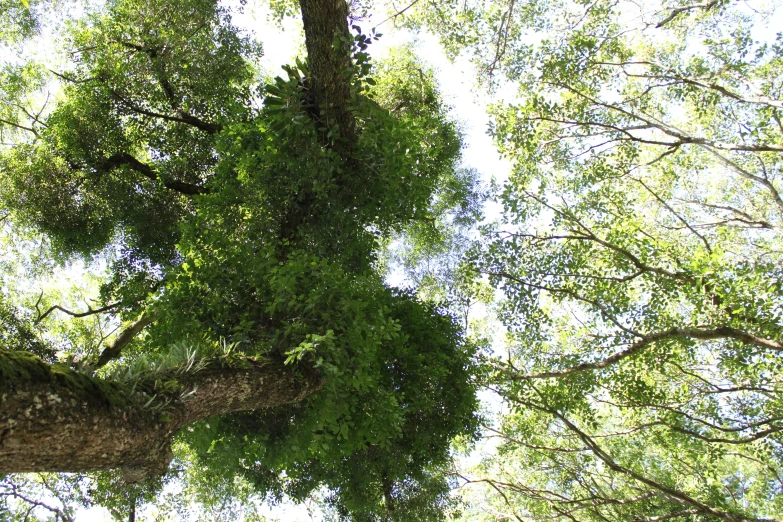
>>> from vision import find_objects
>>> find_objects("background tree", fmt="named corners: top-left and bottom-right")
top-left (0, 0), bottom-right (481, 519)
top-left (398, 0), bottom-right (783, 519)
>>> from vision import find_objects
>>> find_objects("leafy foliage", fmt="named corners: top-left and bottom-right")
top-left (0, 0), bottom-right (480, 519)
top-left (412, 0), bottom-right (783, 520)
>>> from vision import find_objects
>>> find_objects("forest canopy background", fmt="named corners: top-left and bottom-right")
top-left (2, 0), bottom-right (783, 521)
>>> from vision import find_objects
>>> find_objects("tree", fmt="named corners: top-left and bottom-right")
top-left (0, 0), bottom-right (480, 518)
top-left (401, 0), bottom-right (783, 520)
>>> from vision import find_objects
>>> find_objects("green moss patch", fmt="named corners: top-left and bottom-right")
top-left (0, 349), bottom-right (131, 409)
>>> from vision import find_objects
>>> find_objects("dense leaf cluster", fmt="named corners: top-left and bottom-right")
top-left (0, 0), bottom-right (479, 519)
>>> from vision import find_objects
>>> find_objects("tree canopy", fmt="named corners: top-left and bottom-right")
top-left (407, 0), bottom-right (783, 519)
top-left (4, 0), bottom-right (783, 520)
top-left (0, 0), bottom-right (480, 519)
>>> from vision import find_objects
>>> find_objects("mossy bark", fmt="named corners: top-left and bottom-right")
top-left (0, 350), bottom-right (321, 479)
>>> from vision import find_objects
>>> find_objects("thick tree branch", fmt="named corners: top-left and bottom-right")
top-left (0, 351), bottom-right (322, 479)
top-left (298, 0), bottom-right (356, 149)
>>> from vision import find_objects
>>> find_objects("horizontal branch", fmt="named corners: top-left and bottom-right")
top-left (101, 153), bottom-right (209, 195)
top-left (0, 482), bottom-right (73, 522)
top-left (0, 350), bottom-right (321, 479)
top-left (507, 326), bottom-right (783, 381)
top-left (36, 301), bottom-right (122, 324)
top-left (551, 81), bottom-right (783, 153)
top-left (656, 0), bottom-right (722, 28)
top-left (485, 269), bottom-right (643, 336)
top-left (105, 87), bottom-right (223, 134)
top-left (667, 423), bottom-right (782, 445)
top-left (623, 71), bottom-right (783, 109)
top-left (0, 117), bottom-right (38, 137)
top-left (637, 509), bottom-right (701, 521)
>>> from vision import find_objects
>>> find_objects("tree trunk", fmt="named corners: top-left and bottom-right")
top-left (0, 350), bottom-right (321, 479)
top-left (298, 0), bottom-right (357, 148)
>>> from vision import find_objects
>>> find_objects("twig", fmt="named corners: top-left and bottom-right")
top-left (373, 0), bottom-right (420, 29)
top-left (656, 0), bottom-right (722, 28)
top-left (36, 301), bottom-right (122, 324)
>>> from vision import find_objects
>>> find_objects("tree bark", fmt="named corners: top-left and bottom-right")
top-left (0, 350), bottom-right (321, 479)
top-left (298, 0), bottom-right (357, 148)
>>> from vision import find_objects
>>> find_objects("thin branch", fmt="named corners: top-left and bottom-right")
top-left (48, 69), bottom-right (96, 84)
top-left (521, 191), bottom-right (690, 280)
top-left (454, 474), bottom-right (526, 522)
top-left (105, 87), bottom-right (222, 134)
top-left (726, 452), bottom-right (783, 490)
top-left (656, 0), bottom-right (723, 28)
top-left (632, 177), bottom-right (712, 253)
top-left (100, 153), bottom-right (209, 195)
top-left (0, 116), bottom-right (38, 137)
top-left (93, 315), bottom-right (155, 369)
top-left (373, 0), bottom-right (420, 28)
top-left (481, 0), bottom-right (516, 80)
top-left (623, 71), bottom-right (783, 109)
top-left (0, 483), bottom-right (73, 522)
top-left (635, 510), bottom-right (701, 521)
top-left (699, 146), bottom-right (783, 214)
top-left (504, 326), bottom-right (783, 381)
top-left (484, 425), bottom-right (590, 453)
top-left (485, 269), bottom-right (641, 336)
top-left (36, 301), bottom-right (122, 324)
top-left (529, 397), bottom-right (776, 522)
top-left (553, 81), bottom-right (783, 154)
